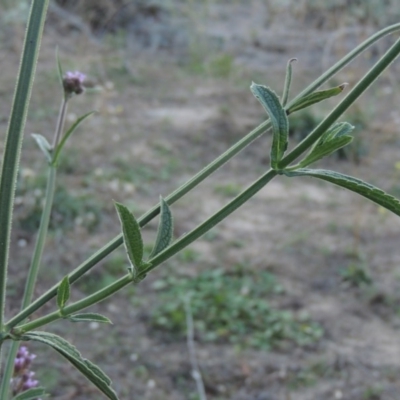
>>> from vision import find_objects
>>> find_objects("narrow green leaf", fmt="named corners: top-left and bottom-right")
top-left (31, 133), bottom-right (52, 163)
top-left (282, 58), bottom-right (297, 107)
top-left (321, 121), bottom-right (354, 142)
top-left (12, 387), bottom-right (47, 400)
top-left (283, 168), bottom-right (400, 217)
top-left (21, 331), bottom-right (119, 400)
top-left (297, 122), bottom-right (354, 167)
top-left (52, 111), bottom-right (95, 166)
top-left (114, 202), bottom-right (143, 274)
top-left (287, 83), bottom-right (347, 114)
top-left (298, 136), bottom-right (353, 167)
top-left (250, 83), bottom-right (289, 168)
top-left (57, 276), bottom-right (70, 310)
top-left (149, 197), bottom-right (173, 258)
top-left (68, 313), bottom-right (112, 324)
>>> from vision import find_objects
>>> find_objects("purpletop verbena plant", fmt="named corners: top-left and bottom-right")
top-left (2, 1), bottom-right (400, 399)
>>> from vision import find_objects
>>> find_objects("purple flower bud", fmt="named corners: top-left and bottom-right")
top-left (13, 357), bottom-right (25, 373)
top-left (12, 346), bottom-right (41, 396)
top-left (63, 71), bottom-right (86, 95)
top-left (22, 377), bottom-right (39, 390)
top-left (17, 346), bottom-right (29, 358)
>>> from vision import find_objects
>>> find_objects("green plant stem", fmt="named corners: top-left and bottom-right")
top-left (15, 275), bottom-right (133, 333)
top-left (0, 165), bottom-right (57, 398)
top-left (6, 23), bottom-right (400, 331)
top-left (143, 169), bottom-right (277, 272)
top-left (52, 97), bottom-right (68, 149)
top-left (0, 1), bottom-right (50, 395)
top-left (0, 345), bottom-right (18, 400)
top-left (279, 33), bottom-right (400, 169)
top-left (15, 169), bottom-right (278, 333)
top-left (0, 0), bottom-right (49, 334)
top-left (5, 119), bottom-right (272, 330)
top-left (23, 167), bottom-right (57, 307)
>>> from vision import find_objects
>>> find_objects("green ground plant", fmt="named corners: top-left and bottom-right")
top-left (17, 179), bottom-right (102, 233)
top-left (340, 263), bottom-right (373, 288)
top-left (2, 2), bottom-right (400, 399)
top-left (150, 268), bottom-right (322, 349)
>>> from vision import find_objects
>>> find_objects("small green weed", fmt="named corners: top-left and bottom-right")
top-left (208, 53), bottom-right (234, 78)
top-left (340, 263), bottom-right (373, 287)
top-left (17, 183), bottom-right (102, 233)
top-left (363, 384), bottom-right (383, 399)
top-left (286, 368), bottom-right (317, 390)
top-left (214, 183), bottom-right (242, 197)
top-left (150, 268), bottom-right (323, 349)
top-left (176, 248), bottom-right (200, 263)
top-left (110, 158), bottom-right (180, 186)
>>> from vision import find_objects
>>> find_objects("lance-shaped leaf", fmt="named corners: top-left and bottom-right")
top-left (52, 111), bottom-right (95, 166)
top-left (149, 197), bottom-right (173, 258)
top-left (114, 202), bottom-right (143, 274)
top-left (21, 331), bottom-right (119, 400)
top-left (297, 122), bottom-right (354, 167)
top-left (282, 58), bottom-right (297, 107)
top-left (283, 168), bottom-right (400, 217)
top-left (251, 83), bottom-right (289, 168)
top-left (12, 387), bottom-right (47, 400)
top-left (57, 275), bottom-right (70, 310)
top-left (68, 313), bottom-right (112, 324)
top-left (31, 133), bottom-right (52, 163)
top-left (287, 83), bottom-right (347, 114)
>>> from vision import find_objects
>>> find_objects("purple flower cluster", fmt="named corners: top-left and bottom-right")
top-left (63, 70), bottom-right (86, 96)
top-left (12, 346), bottom-right (41, 397)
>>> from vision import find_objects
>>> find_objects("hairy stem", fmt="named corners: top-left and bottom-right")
top-left (6, 119), bottom-right (272, 330)
top-left (0, 0), bottom-right (49, 333)
top-left (7, 23), bottom-right (400, 330)
top-left (15, 169), bottom-right (278, 332)
top-left (0, 1), bottom-right (50, 394)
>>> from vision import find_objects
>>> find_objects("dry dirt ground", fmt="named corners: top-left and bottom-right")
top-left (2, 1), bottom-right (400, 399)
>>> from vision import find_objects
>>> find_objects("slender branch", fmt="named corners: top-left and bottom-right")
top-left (0, 0), bottom-right (49, 333)
top-left (14, 169), bottom-right (278, 333)
top-left (52, 97), bottom-right (68, 149)
top-left (5, 119), bottom-right (272, 330)
top-left (143, 169), bottom-right (278, 274)
top-left (23, 167), bottom-right (57, 306)
top-left (0, 2), bottom-right (50, 395)
top-left (0, 344), bottom-right (18, 400)
top-left (11, 29), bottom-right (400, 332)
top-left (185, 295), bottom-right (207, 400)
top-left (14, 275), bottom-right (132, 333)
top-left (1, 117), bottom-right (58, 400)
top-left (6, 23), bottom-right (400, 330)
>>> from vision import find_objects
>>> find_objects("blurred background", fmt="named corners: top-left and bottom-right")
top-left (1, 1), bottom-right (400, 399)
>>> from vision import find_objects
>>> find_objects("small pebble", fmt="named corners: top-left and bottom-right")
top-left (130, 353), bottom-right (138, 362)
top-left (147, 379), bottom-right (156, 389)
top-left (89, 322), bottom-right (99, 330)
top-left (334, 389), bottom-right (343, 399)
top-left (17, 239), bottom-right (27, 248)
